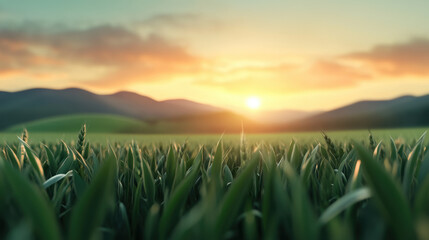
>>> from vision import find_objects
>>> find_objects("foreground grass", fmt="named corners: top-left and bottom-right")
top-left (1, 127), bottom-right (429, 239)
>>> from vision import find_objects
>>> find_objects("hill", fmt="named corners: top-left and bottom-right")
top-left (5, 114), bottom-right (149, 133)
top-left (3, 88), bottom-right (429, 133)
top-left (6, 112), bottom-right (264, 134)
top-left (284, 94), bottom-right (429, 131)
top-left (0, 88), bottom-right (223, 130)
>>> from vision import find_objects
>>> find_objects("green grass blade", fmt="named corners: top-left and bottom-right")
top-left (418, 152), bottom-right (429, 185)
top-left (319, 187), bottom-right (371, 224)
top-left (414, 173), bottom-right (429, 216)
top-left (1, 162), bottom-right (61, 240)
top-left (244, 205), bottom-right (259, 240)
top-left (68, 152), bottom-right (117, 240)
top-left (43, 170), bottom-right (73, 189)
top-left (165, 146), bottom-right (177, 192)
top-left (118, 202), bottom-right (131, 239)
top-left (5, 145), bottom-right (21, 170)
top-left (223, 165), bottom-right (233, 185)
top-left (402, 138), bottom-right (424, 197)
top-left (211, 141), bottom-right (224, 187)
top-left (43, 145), bottom-right (57, 174)
top-left (57, 151), bottom-right (76, 174)
top-left (159, 149), bottom-right (203, 240)
top-left (354, 142), bottom-right (416, 240)
top-left (145, 204), bottom-right (160, 240)
top-left (215, 152), bottom-right (259, 238)
top-left (141, 155), bottom-right (155, 206)
top-left (18, 136), bottom-right (45, 181)
top-left (72, 170), bottom-right (87, 198)
top-left (389, 137), bottom-right (398, 162)
top-left (282, 159), bottom-right (319, 240)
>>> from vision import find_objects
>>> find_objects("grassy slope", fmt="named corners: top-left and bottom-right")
top-left (5, 111), bottom-right (264, 134)
top-left (5, 114), bottom-right (149, 133)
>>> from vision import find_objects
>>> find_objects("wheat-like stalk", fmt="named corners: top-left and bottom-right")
top-left (76, 124), bottom-right (86, 155)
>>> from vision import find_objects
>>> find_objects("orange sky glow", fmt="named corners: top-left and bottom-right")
top-left (1, 1), bottom-right (429, 112)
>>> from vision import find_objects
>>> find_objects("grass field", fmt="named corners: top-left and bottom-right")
top-left (1, 127), bottom-right (429, 239)
top-left (4, 113), bottom-right (259, 135)
top-left (5, 114), bottom-right (150, 133)
top-left (2, 127), bottom-right (428, 145)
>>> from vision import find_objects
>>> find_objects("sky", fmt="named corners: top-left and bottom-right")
top-left (1, 0), bottom-right (429, 112)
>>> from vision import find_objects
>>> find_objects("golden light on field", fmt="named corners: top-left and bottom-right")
top-left (246, 97), bottom-right (261, 110)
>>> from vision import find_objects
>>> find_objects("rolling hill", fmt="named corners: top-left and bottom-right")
top-left (0, 88), bottom-right (222, 130)
top-left (5, 112), bottom-right (265, 134)
top-left (2, 88), bottom-right (429, 133)
top-left (5, 114), bottom-right (149, 133)
top-left (284, 94), bottom-right (429, 131)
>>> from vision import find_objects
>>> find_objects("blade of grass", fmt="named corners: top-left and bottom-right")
top-left (354, 142), bottom-right (416, 240)
top-left (6, 145), bottom-right (21, 170)
top-left (159, 149), bottom-right (203, 240)
top-left (68, 151), bottom-right (117, 240)
top-left (43, 170), bottom-right (73, 189)
top-left (18, 136), bottom-right (45, 181)
top-left (214, 151), bottom-right (259, 238)
top-left (319, 187), bottom-right (371, 224)
top-left (1, 162), bottom-right (61, 240)
top-left (402, 136), bottom-right (424, 197)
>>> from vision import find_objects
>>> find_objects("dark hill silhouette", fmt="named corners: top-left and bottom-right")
top-left (283, 94), bottom-right (429, 131)
top-left (2, 88), bottom-right (429, 133)
top-left (0, 88), bottom-right (223, 130)
top-left (161, 99), bottom-right (220, 114)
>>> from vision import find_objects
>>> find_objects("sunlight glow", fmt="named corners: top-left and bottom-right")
top-left (246, 97), bottom-right (261, 110)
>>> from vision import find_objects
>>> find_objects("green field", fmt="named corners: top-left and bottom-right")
top-left (1, 127), bottom-right (429, 239)
top-left (5, 114), bottom-right (150, 133)
top-left (2, 127), bottom-right (428, 145)
top-left (4, 113), bottom-right (259, 135)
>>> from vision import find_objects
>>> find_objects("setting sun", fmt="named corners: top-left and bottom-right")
top-left (246, 97), bottom-right (261, 109)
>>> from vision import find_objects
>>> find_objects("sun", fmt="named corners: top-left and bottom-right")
top-left (246, 97), bottom-right (261, 110)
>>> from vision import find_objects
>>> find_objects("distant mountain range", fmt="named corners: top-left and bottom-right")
top-left (1, 88), bottom-right (429, 133)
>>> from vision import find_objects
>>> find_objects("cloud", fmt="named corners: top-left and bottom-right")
top-left (3, 21), bottom-right (426, 95)
top-left (0, 23), bottom-right (200, 87)
top-left (200, 36), bottom-right (429, 94)
top-left (344, 38), bottom-right (429, 76)
top-left (136, 13), bottom-right (224, 33)
top-left (306, 60), bottom-right (372, 87)
top-left (195, 60), bottom-right (372, 94)
top-left (198, 38), bottom-right (429, 95)
top-left (49, 26), bottom-right (195, 65)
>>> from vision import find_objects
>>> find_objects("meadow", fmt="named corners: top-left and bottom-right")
top-left (2, 127), bottom-right (428, 145)
top-left (1, 126), bottom-right (429, 240)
